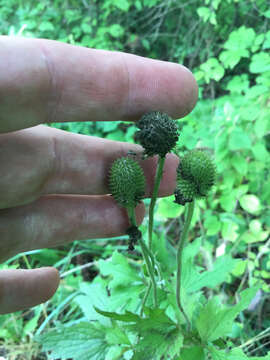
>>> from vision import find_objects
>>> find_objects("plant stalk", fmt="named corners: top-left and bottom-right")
top-left (140, 282), bottom-right (152, 316)
top-left (128, 207), bottom-right (158, 308)
top-left (139, 236), bottom-right (158, 308)
top-left (148, 156), bottom-right (166, 250)
top-left (176, 201), bottom-right (195, 330)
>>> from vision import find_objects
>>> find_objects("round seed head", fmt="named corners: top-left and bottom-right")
top-left (135, 111), bottom-right (179, 158)
top-left (109, 157), bottom-right (145, 208)
top-left (175, 150), bottom-right (216, 205)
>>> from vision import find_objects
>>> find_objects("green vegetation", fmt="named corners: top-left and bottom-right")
top-left (1, 0), bottom-right (270, 358)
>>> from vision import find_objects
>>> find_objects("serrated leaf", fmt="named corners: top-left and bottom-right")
top-left (196, 286), bottom-right (260, 342)
top-left (37, 322), bottom-right (110, 360)
top-left (99, 251), bottom-right (141, 288)
top-left (250, 52), bottom-right (270, 73)
top-left (75, 283), bottom-right (111, 324)
top-left (131, 327), bottom-right (183, 360)
top-left (105, 326), bottom-right (130, 346)
top-left (94, 307), bottom-right (140, 323)
top-left (188, 255), bottom-right (239, 292)
top-left (209, 346), bottom-right (249, 359)
top-left (98, 251), bottom-right (144, 312)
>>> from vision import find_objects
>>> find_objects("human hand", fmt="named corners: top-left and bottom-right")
top-left (0, 36), bottom-right (197, 313)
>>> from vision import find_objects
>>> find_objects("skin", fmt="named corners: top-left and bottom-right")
top-left (0, 36), bottom-right (198, 314)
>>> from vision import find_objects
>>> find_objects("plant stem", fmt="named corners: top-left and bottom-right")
top-left (127, 207), bottom-right (137, 227)
top-left (127, 207), bottom-right (158, 308)
top-left (140, 282), bottom-right (152, 316)
top-left (139, 236), bottom-right (158, 308)
top-left (148, 156), bottom-right (165, 250)
top-left (176, 201), bottom-right (195, 330)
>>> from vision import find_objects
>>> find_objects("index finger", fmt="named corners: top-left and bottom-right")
top-left (0, 36), bottom-right (198, 133)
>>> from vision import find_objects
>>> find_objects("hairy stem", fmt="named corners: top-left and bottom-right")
top-left (176, 201), bottom-right (194, 330)
top-left (139, 236), bottom-right (158, 308)
top-left (127, 206), bottom-right (137, 227)
top-left (140, 282), bottom-right (152, 316)
top-left (128, 207), bottom-right (158, 308)
top-left (148, 156), bottom-right (166, 250)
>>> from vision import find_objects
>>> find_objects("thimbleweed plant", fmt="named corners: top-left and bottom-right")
top-left (39, 112), bottom-right (266, 360)
top-left (109, 156), bottom-right (158, 307)
top-left (174, 149), bottom-right (216, 330)
top-left (136, 111), bottom-right (180, 251)
top-left (174, 149), bottom-right (216, 205)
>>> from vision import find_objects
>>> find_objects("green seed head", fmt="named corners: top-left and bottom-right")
top-left (109, 157), bottom-right (145, 208)
top-left (175, 150), bottom-right (216, 205)
top-left (135, 111), bottom-right (179, 158)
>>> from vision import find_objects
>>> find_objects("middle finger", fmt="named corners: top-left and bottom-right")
top-left (0, 125), bottom-right (179, 209)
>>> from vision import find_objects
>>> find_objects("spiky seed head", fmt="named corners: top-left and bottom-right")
top-left (135, 111), bottom-right (179, 158)
top-left (109, 157), bottom-right (145, 208)
top-left (175, 150), bottom-right (216, 205)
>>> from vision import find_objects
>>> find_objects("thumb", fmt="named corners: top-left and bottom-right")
top-left (0, 267), bottom-right (60, 314)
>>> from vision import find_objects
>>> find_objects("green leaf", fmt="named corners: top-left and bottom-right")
top-left (263, 31), bottom-right (270, 49)
top-left (108, 24), bottom-right (124, 38)
top-left (157, 196), bottom-right (184, 219)
top-left (220, 192), bottom-right (236, 212)
top-left (75, 283), bottom-right (110, 324)
top-left (226, 74), bottom-right (249, 94)
top-left (204, 214), bottom-right (221, 235)
top-left (23, 307), bottom-right (42, 336)
top-left (131, 328), bottom-right (182, 360)
top-left (221, 220), bottom-right (239, 242)
top-left (264, 9), bottom-right (270, 18)
top-left (239, 194), bottom-right (261, 214)
top-left (99, 251), bottom-right (141, 288)
top-left (246, 85), bottom-right (269, 99)
top-left (209, 346), bottom-right (270, 359)
top-left (231, 154), bottom-right (248, 175)
top-left (187, 255), bottom-right (239, 292)
top-left (81, 23), bottom-right (92, 33)
top-left (252, 143), bottom-right (269, 162)
top-left (128, 308), bottom-right (182, 360)
top-left (220, 49), bottom-right (248, 69)
top-left (231, 260), bottom-right (247, 277)
top-left (179, 124), bottom-right (198, 149)
top-left (98, 251), bottom-right (144, 311)
top-left (229, 129), bottom-right (251, 150)
top-left (105, 326), bottom-right (130, 346)
top-left (94, 307), bottom-right (140, 323)
top-left (112, 0), bottom-right (130, 11)
top-left (196, 286), bottom-right (260, 342)
top-left (128, 308), bottom-right (176, 334)
top-left (39, 21), bottom-right (54, 32)
top-left (199, 58), bottom-right (225, 83)
top-left (37, 322), bottom-right (110, 360)
top-left (181, 346), bottom-right (205, 360)
top-left (208, 346), bottom-right (248, 359)
top-left (197, 7), bottom-right (211, 22)
top-left (254, 114), bottom-right (269, 138)
top-left (223, 26), bottom-right (255, 51)
top-left (250, 52), bottom-right (270, 73)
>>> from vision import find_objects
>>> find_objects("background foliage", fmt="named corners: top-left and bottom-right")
top-left (0, 0), bottom-right (270, 358)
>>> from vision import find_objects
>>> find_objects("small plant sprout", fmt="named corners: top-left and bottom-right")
top-left (136, 111), bottom-right (180, 250)
top-left (174, 149), bottom-right (216, 329)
